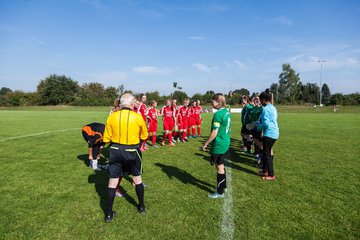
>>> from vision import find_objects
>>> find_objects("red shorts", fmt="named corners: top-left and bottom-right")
top-left (148, 120), bottom-right (157, 132)
top-left (193, 117), bottom-right (201, 126)
top-left (179, 119), bottom-right (188, 131)
top-left (163, 119), bottom-right (175, 131)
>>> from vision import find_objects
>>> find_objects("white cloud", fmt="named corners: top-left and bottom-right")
top-left (273, 16), bottom-right (294, 26)
top-left (188, 36), bottom-right (205, 41)
top-left (133, 66), bottom-right (170, 74)
top-left (192, 63), bottom-right (209, 72)
top-left (234, 60), bottom-right (247, 70)
top-left (29, 35), bottom-right (46, 46)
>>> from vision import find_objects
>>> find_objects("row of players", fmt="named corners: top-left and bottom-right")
top-left (111, 95), bottom-right (204, 150)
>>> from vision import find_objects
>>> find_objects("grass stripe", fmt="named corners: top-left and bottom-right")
top-left (220, 159), bottom-right (235, 240)
top-left (0, 128), bottom-right (80, 142)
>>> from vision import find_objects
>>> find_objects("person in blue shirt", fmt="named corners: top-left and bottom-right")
top-left (255, 89), bottom-right (279, 180)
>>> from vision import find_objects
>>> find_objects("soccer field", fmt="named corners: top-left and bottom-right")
top-left (0, 107), bottom-right (359, 239)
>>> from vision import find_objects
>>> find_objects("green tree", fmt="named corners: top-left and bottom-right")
top-left (330, 93), bottom-right (344, 105)
top-left (0, 87), bottom-right (13, 105)
top-left (172, 90), bottom-right (188, 103)
top-left (37, 74), bottom-right (79, 105)
top-left (321, 83), bottom-right (331, 105)
top-left (278, 63), bottom-right (301, 104)
top-left (75, 82), bottom-right (110, 106)
top-left (233, 88), bottom-right (250, 96)
top-left (202, 90), bottom-right (215, 104)
top-left (191, 93), bottom-right (203, 102)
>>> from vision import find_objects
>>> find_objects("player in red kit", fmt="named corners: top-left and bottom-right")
top-left (161, 99), bottom-right (176, 147)
top-left (137, 94), bottom-right (149, 151)
top-left (137, 94), bottom-right (147, 122)
top-left (194, 99), bottom-right (203, 137)
top-left (178, 99), bottom-right (190, 142)
top-left (172, 99), bottom-right (180, 142)
top-left (146, 100), bottom-right (159, 147)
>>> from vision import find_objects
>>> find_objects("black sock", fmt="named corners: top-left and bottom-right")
top-left (242, 138), bottom-right (246, 146)
top-left (135, 183), bottom-right (145, 207)
top-left (246, 141), bottom-right (252, 152)
top-left (216, 173), bottom-right (226, 194)
top-left (107, 188), bottom-right (116, 215)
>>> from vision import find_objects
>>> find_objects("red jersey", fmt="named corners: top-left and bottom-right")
top-left (137, 103), bottom-right (147, 121)
top-left (178, 105), bottom-right (188, 122)
top-left (194, 106), bottom-right (202, 118)
top-left (162, 106), bottom-right (175, 121)
top-left (146, 107), bottom-right (158, 122)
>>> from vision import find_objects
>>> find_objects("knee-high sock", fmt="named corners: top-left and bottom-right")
top-left (192, 127), bottom-right (196, 136)
top-left (152, 134), bottom-right (156, 145)
top-left (168, 133), bottom-right (173, 143)
top-left (182, 131), bottom-right (186, 140)
top-left (107, 188), bottom-right (116, 215)
top-left (135, 183), bottom-right (145, 207)
top-left (197, 126), bottom-right (201, 136)
top-left (216, 173), bottom-right (226, 194)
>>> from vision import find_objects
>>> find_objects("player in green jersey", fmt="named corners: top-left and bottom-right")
top-left (202, 93), bottom-right (231, 198)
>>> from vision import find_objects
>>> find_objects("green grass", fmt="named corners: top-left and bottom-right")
top-left (0, 107), bottom-right (359, 239)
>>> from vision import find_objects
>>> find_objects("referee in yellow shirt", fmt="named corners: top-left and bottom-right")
top-left (103, 93), bottom-right (148, 223)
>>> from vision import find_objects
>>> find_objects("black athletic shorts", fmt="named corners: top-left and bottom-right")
top-left (241, 125), bottom-right (251, 135)
top-left (251, 128), bottom-right (261, 140)
top-left (211, 153), bottom-right (226, 165)
top-left (108, 143), bottom-right (142, 178)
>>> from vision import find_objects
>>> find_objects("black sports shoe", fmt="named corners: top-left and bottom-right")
top-left (105, 211), bottom-right (116, 223)
top-left (137, 205), bottom-right (146, 214)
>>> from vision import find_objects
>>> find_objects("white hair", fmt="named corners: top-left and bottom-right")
top-left (120, 93), bottom-right (135, 107)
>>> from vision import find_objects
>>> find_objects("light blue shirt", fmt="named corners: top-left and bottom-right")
top-left (256, 104), bottom-right (279, 139)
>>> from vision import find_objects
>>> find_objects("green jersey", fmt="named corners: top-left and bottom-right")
top-left (211, 108), bottom-right (231, 154)
top-left (241, 103), bottom-right (254, 125)
top-left (250, 106), bottom-right (263, 122)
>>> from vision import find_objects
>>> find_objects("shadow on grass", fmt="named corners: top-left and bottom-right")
top-left (77, 150), bottom-right (109, 167)
top-left (88, 170), bottom-right (108, 213)
top-left (87, 171), bottom-right (139, 213)
top-left (155, 162), bottom-right (214, 193)
top-left (194, 137), bottom-right (258, 176)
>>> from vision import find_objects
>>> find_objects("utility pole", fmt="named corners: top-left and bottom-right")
top-left (318, 60), bottom-right (326, 106)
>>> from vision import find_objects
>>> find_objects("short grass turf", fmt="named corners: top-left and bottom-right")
top-left (0, 107), bottom-right (359, 240)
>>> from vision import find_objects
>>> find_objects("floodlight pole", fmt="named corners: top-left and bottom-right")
top-left (318, 60), bottom-right (325, 106)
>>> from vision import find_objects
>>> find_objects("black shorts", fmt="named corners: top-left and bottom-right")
top-left (251, 129), bottom-right (261, 140)
top-left (241, 125), bottom-right (251, 135)
top-left (211, 153), bottom-right (226, 165)
top-left (108, 143), bottom-right (142, 178)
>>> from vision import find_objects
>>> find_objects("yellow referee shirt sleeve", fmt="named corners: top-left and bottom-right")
top-left (139, 115), bottom-right (148, 141)
top-left (103, 114), bottom-right (114, 144)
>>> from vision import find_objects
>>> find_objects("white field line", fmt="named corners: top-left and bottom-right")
top-left (0, 128), bottom-right (80, 142)
top-left (220, 159), bottom-right (235, 240)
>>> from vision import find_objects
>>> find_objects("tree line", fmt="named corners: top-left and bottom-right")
top-left (1, 65), bottom-right (359, 107)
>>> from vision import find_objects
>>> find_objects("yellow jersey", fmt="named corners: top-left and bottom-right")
top-left (103, 108), bottom-right (148, 145)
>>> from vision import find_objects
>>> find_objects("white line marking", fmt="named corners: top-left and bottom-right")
top-left (0, 128), bottom-right (80, 142)
top-left (220, 159), bottom-right (235, 240)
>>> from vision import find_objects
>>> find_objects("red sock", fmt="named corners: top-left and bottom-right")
top-left (197, 127), bottom-right (201, 136)
top-left (192, 128), bottom-right (196, 136)
top-left (152, 134), bottom-right (156, 145)
top-left (163, 133), bottom-right (167, 142)
top-left (168, 133), bottom-right (173, 143)
top-left (182, 131), bottom-right (186, 140)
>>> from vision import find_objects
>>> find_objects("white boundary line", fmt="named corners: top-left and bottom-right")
top-left (0, 128), bottom-right (80, 142)
top-left (220, 159), bottom-right (235, 240)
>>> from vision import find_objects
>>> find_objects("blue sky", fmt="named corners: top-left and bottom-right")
top-left (1, 0), bottom-right (359, 96)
